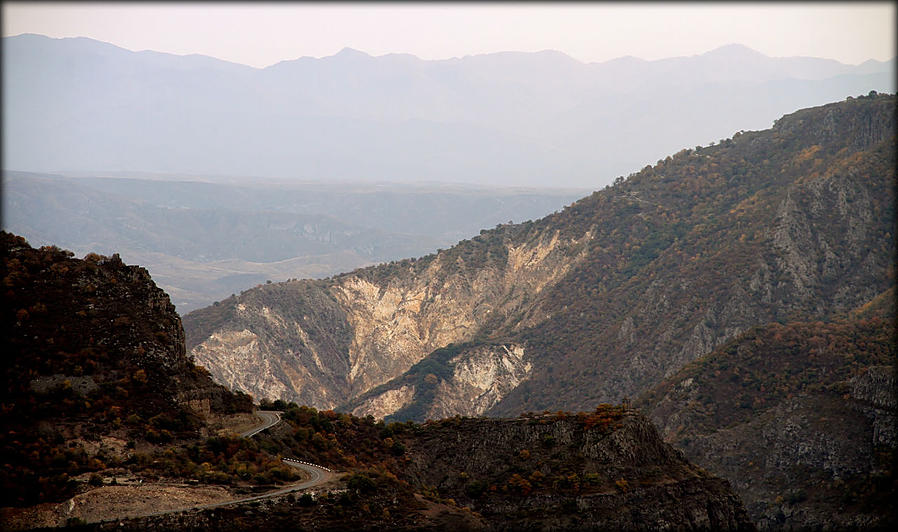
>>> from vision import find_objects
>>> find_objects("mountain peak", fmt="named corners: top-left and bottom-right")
top-left (702, 43), bottom-right (766, 58)
top-left (334, 46), bottom-right (371, 59)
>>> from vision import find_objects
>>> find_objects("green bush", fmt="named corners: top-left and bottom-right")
top-left (298, 492), bottom-right (316, 506)
top-left (390, 441), bottom-right (406, 456)
top-left (465, 480), bottom-right (488, 499)
top-left (347, 473), bottom-right (377, 494)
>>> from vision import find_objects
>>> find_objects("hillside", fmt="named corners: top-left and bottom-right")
top-left (1, 233), bottom-right (752, 530)
top-left (4, 33), bottom-right (893, 187)
top-left (397, 409), bottom-right (752, 530)
top-left (637, 289), bottom-right (896, 529)
top-left (185, 94), bottom-right (895, 420)
top-left (82, 405), bottom-right (753, 531)
top-left (0, 232), bottom-right (265, 508)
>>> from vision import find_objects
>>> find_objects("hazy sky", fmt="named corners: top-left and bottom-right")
top-left (3, 2), bottom-right (894, 68)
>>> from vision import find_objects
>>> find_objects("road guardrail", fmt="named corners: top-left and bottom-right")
top-left (282, 457), bottom-right (331, 472)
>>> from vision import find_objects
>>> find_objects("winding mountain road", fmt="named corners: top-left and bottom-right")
top-left (89, 410), bottom-right (338, 525)
top-left (172, 459), bottom-right (335, 513)
top-left (240, 410), bottom-right (282, 437)
top-left (236, 410), bottom-right (336, 496)
top-left (237, 410), bottom-right (336, 493)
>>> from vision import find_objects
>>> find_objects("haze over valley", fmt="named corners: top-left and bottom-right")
top-left (4, 171), bottom-right (585, 312)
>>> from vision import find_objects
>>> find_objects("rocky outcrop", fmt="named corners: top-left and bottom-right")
top-left (347, 343), bottom-right (533, 421)
top-left (852, 365), bottom-right (896, 411)
top-left (400, 410), bottom-right (754, 530)
top-left (2, 233), bottom-right (246, 418)
top-left (352, 384), bottom-right (417, 419)
top-left (1, 232), bottom-right (253, 506)
top-left (684, 388), bottom-right (896, 531)
top-left (428, 344), bottom-right (531, 419)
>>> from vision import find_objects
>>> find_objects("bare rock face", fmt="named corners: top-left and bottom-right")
top-left (428, 344), bottom-right (531, 419)
top-left (352, 384), bottom-right (417, 419)
top-left (347, 343), bottom-right (533, 421)
top-left (849, 366), bottom-right (896, 450)
top-left (186, 227), bottom-right (579, 409)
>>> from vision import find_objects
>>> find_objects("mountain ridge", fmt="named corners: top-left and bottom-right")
top-left (13, 33), bottom-right (891, 70)
top-left (5, 33), bottom-right (893, 187)
top-left (184, 94), bottom-right (895, 420)
top-left (182, 94), bottom-right (895, 529)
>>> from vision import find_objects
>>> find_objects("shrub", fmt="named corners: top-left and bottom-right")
top-left (465, 480), bottom-right (488, 499)
top-left (298, 493), bottom-right (315, 506)
top-left (347, 473), bottom-right (377, 494)
top-left (390, 441), bottom-right (406, 456)
top-left (615, 478), bottom-right (629, 492)
top-left (506, 473), bottom-right (532, 496)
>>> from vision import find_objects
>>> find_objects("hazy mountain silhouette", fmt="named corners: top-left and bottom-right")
top-left (3, 33), bottom-right (894, 187)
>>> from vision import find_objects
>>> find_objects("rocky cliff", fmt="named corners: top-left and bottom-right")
top-left (186, 222), bottom-right (580, 409)
top-left (184, 95), bottom-right (895, 423)
top-left (0, 232), bottom-right (252, 506)
top-left (398, 408), bottom-right (753, 530)
top-left (345, 342), bottom-right (533, 421)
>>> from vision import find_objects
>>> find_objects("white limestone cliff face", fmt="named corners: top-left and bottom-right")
top-left (351, 385), bottom-right (416, 419)
top-left (189, 229), bottom-right (579, 409)
top-left (191, 328), bottom-right (290, 402)
top-left (349, 344), bottom-right (533, 421)
top-left (426, 344), bottom-right (532, 419)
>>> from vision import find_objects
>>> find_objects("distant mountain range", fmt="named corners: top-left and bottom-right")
top-left (3, 34), bottom-right (894, 187)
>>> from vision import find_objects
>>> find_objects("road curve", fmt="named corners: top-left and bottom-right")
top-left (190, 460), bottom-right (335, 511)
top-left (128, 461), bottom-right (335, 521)
top-left (216, 411), bottom-right (337, 505)
top-left (88, 411), bottom-right (337, 524)
top-left (240, 410), bottom-right (281, 438)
